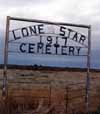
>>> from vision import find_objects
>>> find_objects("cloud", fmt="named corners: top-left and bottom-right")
top-left (0, 0), bottom-right (100, 48)
top-left (0, 0), bottom-right (54, 7)
top-left (0, 0), bottom-right (100, 22)
top-left (0, 0), bottom-right (100, 68)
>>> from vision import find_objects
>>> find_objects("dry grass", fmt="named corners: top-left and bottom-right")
top-left (0, 68), bottom-right (100, 114)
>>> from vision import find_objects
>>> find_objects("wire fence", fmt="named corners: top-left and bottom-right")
top-left (0, 77), bottom-right (100, 114)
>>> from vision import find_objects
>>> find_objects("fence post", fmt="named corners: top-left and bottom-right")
top-left (66, 86), bottom-right (69, 114)
top-left (49, 81), bottom-right (52, 106)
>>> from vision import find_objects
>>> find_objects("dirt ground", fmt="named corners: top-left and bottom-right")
top-left (0, 68), bottom-right (100, 114)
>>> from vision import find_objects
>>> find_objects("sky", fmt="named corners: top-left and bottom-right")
top-left (0, 0), bottom-right (100, 68)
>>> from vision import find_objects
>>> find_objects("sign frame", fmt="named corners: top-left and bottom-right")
top-left (3, 16), bottom-right (91, 114)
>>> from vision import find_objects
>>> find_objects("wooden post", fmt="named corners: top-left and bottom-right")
top-left (66, 86), bottom-right (69, 114)
top-left (49, 81), bottom-right (52, 106)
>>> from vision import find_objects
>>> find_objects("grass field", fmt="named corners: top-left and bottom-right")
top-left (0, 67), bottom-right (100, 114)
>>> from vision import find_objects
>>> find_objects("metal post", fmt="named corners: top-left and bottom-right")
top-left (2, 16), bottom-right (91, 114)
top-left (3, 16), bottom-right (10, 111)
top-left (86, 26), bottom-right (91, 114)
top-left (10, 16), bottom-right (90, 28)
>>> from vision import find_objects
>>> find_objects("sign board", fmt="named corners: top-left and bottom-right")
top-left (8, 22), bottom-right (88, 57)
top-left (3, 16), bottom-right (91, 114)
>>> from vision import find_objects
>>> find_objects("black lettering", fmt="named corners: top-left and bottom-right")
top-left (61, 46), bottom-right (67, 55)
top-left (59, 26), bottom-right (66, 36)
top-left (21, 27), bottom-right (29, 37)
top-left (54, 37), bottom-right (60, 54)
top-left (37, 42), bottom-right (44, 54)
top-left (62, 37), bottom-right (68, 46)
top-left (37, 36), bottom-right (44, 54)
top-left (72, 32), bottom-right (78, 42)
top-left (12, 30), bottom-right (21, 40)
top-left (20, 43), bottom-right (26, 53)
top-left (67, 29), bottom-right (73, 38)
top-left (76, 47), bottom-right (81, 55)
top-left (28, 43), bottom-right (35, 53)
top-left (69, 46), bottom-right (74, 55)
top-left (29, 26), bottom-right (37, 35)
top-left (45, 45), bottom-right (51, 54)
top-left (47, 36), bottom-right (52, 44)
top-left (38, 24), bottom-right (44, 34)
top-left (79, 35), bottom-right (86, 45)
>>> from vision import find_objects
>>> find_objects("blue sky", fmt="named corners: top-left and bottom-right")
top-left (0, 0), bottom-right (100, 68)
